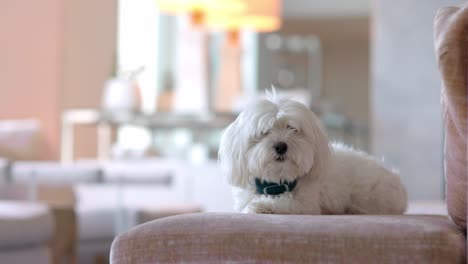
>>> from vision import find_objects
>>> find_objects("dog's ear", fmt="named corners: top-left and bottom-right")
top-left (308, 116), bottom-right (332, 179)
top-left (218, 118), bottom-right (249, 188)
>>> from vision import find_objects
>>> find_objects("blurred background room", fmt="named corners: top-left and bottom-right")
top-left (0, 0), bottom-right (459, 263)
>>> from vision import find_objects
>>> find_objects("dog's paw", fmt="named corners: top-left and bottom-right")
top-left (242, 202), bottom-right (275, 214)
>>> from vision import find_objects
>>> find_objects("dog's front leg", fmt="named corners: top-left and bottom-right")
top-left (242, 193), bottom-right (321, 215)
top-left (270, 193), bottom-right (321, 215)
top-left (242, 195), bottom-right (276, 214)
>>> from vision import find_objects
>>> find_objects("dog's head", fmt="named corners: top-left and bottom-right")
top-left (218, 98), bottom-right (331, 188)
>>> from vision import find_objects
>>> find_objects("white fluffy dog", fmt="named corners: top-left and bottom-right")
top-left (218, 98), bottom-right (407, 215)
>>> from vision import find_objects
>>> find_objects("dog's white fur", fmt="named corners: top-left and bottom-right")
top-left (219, 98), bottom-right (407, 215)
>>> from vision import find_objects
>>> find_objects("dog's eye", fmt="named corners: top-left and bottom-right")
top-left (261, 130), bottom-right (271, 137)
top-left (287, 125), bottom-right (298, 133)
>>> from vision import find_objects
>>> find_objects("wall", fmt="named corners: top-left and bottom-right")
top-left (372, 0), bottom-right (465, 200)
top-left (62, 0), bottom-right (117, 159)
top-left (0, 0), bottom-right (63, 159)
top-left (279, 17), bottom-right (370, 124)
top-left (0, 0), bottom-right (117, 160)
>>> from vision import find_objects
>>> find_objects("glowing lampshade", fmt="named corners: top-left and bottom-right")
top-left (156, 0), bottom-right (246, 13)
top-left (156, 0), bottom-right (247, 25)
top-left (156, 0), bottom-right (281, 32)
top-left (205, 0), bottom-right (281, 32)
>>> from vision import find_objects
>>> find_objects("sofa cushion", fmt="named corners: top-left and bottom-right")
top-left (0, 201), bottom-right (53, 249)
top-left (435, 3), bottom-right (468, 231)
top-left (111, 213), bottom-right (465, 264)
top-left (406, 200), bottom-right (447, 215)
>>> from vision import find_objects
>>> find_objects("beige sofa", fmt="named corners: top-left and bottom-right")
top-left (109, 3), bottom-right (468, 263)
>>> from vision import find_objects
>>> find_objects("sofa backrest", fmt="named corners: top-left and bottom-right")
top-left (435, 4), bottom-right (468, 231)
top-left (11, 161), bottom-right (102, 184)
top-left (0, 119), bottom-right (45, 160)
top-left (8, 162), bottom-right (101, 205)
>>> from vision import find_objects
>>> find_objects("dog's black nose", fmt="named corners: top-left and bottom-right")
top-left (274, 142), bottom-right (288, 155)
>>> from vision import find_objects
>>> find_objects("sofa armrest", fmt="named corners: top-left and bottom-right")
top-left (0, 201), bottom-right (54, 248)
top-left (110, 213), bottom-right (465, 264)
top-left (435, 3), bottom-right (468, 231)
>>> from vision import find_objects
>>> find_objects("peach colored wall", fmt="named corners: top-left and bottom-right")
top-left (0, 0), bottom-right (117, 160)
top-left (0, 0), bottom-right (63, 159)
top-left (62, 0), bottom-right (117, 159)
top-left (62, 0), bottom-right (116, 110)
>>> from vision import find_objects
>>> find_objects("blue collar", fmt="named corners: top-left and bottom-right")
top-left (255, 178), bottom-right (297, 195)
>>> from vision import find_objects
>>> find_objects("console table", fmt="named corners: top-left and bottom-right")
top-left (60, 109), bottom-right (237, 163)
